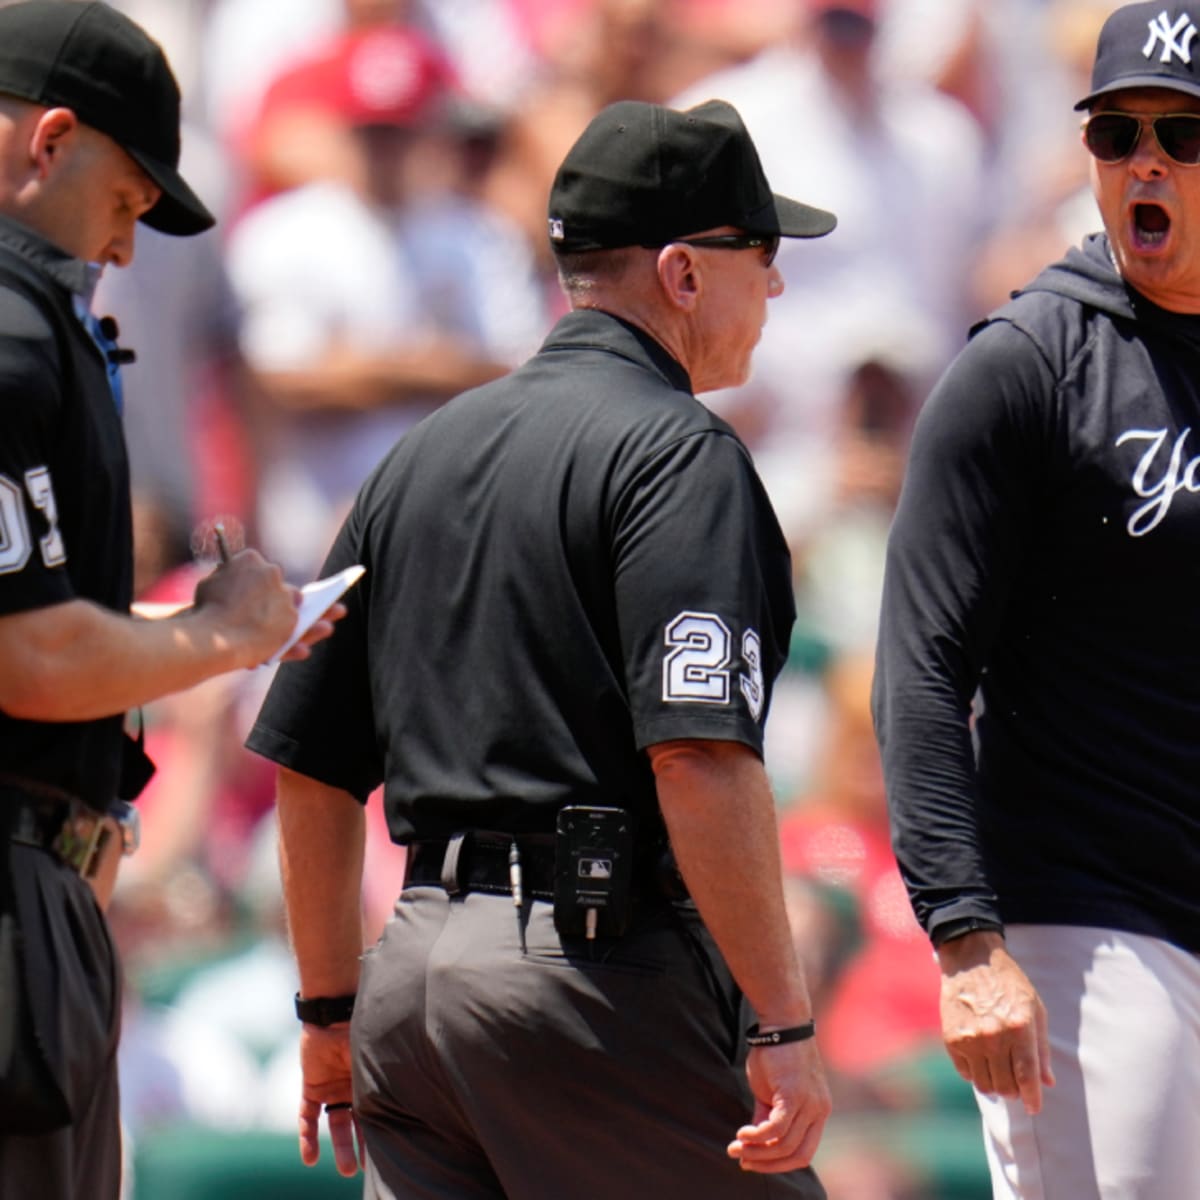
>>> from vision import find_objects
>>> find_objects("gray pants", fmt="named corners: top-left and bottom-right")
top-left (352, 887), bottom-right (825, 1200)
top-left (0, 843), bottom-right (122, 1200)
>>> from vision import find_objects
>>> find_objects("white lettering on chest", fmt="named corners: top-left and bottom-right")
top-left (1116, 427), bottom-right (1200, 535)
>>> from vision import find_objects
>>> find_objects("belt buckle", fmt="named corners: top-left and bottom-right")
top-left (51, 805), bottom-right (107, 877)
top-left (440, 832), bottom-right (467, 896)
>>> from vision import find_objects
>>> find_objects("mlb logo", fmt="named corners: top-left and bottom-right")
top-left (549, 217), bottom-right (565, 240)
top-left (578, 858), bottom-right (612, 880)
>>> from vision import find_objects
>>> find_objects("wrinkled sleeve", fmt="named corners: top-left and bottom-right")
top-left (246, 503), bottom-right (381, 801)
top-left (872, 319), bottom-right (1056, 941)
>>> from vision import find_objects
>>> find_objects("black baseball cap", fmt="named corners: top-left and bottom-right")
top-left (0, 0), bottom-right (214, 235)
top-left (1076, 2), bottom-right (1200, 109)
top-left (547, 99), bottom-right (836, 253)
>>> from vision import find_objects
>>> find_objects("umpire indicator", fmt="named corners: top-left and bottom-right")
top-left (553, 805), bottom-right (634, 940)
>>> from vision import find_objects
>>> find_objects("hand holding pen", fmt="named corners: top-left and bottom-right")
top-left (196, 518), bottom-right (347, 665)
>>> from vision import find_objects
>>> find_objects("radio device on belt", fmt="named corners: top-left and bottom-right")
top-left (553, 805), bottom-right (633, 940)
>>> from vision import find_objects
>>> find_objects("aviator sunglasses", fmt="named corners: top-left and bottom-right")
top-left (649, 232), bottom-right (781, 267)
top-left (1082, 111), bottom-right (1200, 166)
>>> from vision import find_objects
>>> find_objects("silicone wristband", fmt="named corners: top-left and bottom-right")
top-left (745, 1020), bottom-right (816, 1047)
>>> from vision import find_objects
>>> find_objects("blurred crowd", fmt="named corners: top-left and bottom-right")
top-left (46, 0), bottom-right (1122, 1195)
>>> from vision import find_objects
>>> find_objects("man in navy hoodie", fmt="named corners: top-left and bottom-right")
top-left (873, 3), bottom-right (1200, 1196)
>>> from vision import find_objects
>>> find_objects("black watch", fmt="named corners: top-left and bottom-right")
top-left (930, 916), bottom-right (1005, 948)
top-left (294, 992), bottom-right (356, 1026)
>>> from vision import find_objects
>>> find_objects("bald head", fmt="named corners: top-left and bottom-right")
top-left (0, 96), bottom-right (160, 266)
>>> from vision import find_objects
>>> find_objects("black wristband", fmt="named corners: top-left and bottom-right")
top-left (294, 992), bottom-right (356, 1026)
top-left (745, 1020), bottom-right (816, 1047)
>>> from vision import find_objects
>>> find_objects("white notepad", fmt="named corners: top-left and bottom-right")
top-left (132, 564), bottom-right (365, 666)
top-left (267, 564), bottom-right (365, 664)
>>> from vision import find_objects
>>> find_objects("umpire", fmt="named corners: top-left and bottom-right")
top-left (248, 98), bottom-right (837, 1199)
top-left (0, 5), bottom-right (343, 1197)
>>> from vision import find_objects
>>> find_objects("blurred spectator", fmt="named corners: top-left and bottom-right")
top-left (968, 0), bottom-right (1110, 313)
top-left (95, 222), bottom-right (249, 537)
top-left (672, 0), bottom-right (987, 544)
top-left (760, 315), bottom-right (928, 802)
top-left (789, 320), bottom-right (928, 657)
top-left (812, 1144), bottom-right (922, 1200)
top-left (409, 0), bottom-right (538, 112)
top-left (237, 11), bottom-right (456, 209)
top-left (779, 650), bottom-right (942, 1090)
top-left (773, 649), bottom-right (986, 1194)
top-left (95, 2), bottom-right (248, 535)
top-left (115, 814), bottom-right (296, 1141)
top-left (201, 0), bottom-right (411, 180)
top-left (225, 23), bottom-right (545, 577)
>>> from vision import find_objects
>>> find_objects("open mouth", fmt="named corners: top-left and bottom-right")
top-left (1132, 202), bottom-right (1171, 249)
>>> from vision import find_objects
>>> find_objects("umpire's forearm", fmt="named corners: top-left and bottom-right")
top-left (276, 766), bottom-right (366, 998)
top-left (650, 738), bottom-right (813, 1029)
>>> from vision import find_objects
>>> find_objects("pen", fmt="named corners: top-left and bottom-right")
top-left (214, 521), bottom-right (232, 565)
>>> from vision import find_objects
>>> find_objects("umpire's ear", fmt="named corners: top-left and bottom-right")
top-left (655, 243), bottom-right (702, 314)
top-left (28, 106), bottom-right (80, 178)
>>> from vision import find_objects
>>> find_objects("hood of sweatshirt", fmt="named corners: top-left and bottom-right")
top-left (1019, 232), bottom-right (1133, 319)
top-left (1014, 230), bottom-right (1200, 344)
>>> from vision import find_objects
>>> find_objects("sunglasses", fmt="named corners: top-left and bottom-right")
top-left (658, 232), bottom-right (781, 267)
top-left (1082, 111), bottom-right (1200, 166)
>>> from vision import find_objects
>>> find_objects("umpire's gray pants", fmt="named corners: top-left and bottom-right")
top-left (352, 886), bottom-right (825, 1200)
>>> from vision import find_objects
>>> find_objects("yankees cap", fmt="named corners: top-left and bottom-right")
top-left (1076, 2), bottom-right (1200, 109)
top-left (0, 0), bottom-right (214, 235)
top-left (547, 99), bottom-right (836, 253)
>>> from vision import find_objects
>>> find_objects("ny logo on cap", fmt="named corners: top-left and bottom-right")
top-left (548, 217), bottom-right (565, 241)
top-left (1144, 10), bottom-right (1198, 63)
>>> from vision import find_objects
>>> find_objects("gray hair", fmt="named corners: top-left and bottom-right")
top-left (554, 245), bottom-right (644, 303)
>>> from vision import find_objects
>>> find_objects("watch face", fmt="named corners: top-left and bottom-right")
top-left (113, 803), bottom-right (140, 855)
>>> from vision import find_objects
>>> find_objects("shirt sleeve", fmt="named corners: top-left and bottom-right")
top-left (245, 508), bottom-right (381, 800)
top-left (872, 318), bottom-right (1057, 941)
top-left (0, 302), bottom-right (71, 617)
top-left (613, 429), bottom-right (795, 755)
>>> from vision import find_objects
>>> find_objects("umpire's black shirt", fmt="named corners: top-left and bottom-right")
top-left (0, 216), bottom-right (133, 811)
top-left (248, 309), bottom-right (795, 841)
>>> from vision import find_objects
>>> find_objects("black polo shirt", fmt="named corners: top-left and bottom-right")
top-left (248, 309), bottom-right (795, 841)
top-left (0, 216), bottom-right (133, 810)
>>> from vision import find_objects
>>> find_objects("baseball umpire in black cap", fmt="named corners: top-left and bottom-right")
top-left (0, 5), bottom-right (343, 1198)
top-left (248, 96), bottom-right (836, 1198)
top-left (873, 2), bottom-right (1200, 1197)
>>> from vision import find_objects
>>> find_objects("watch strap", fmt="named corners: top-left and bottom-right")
top-left (294, 992), bottom-right (356, 1026)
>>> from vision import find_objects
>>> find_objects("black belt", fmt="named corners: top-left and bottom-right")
top-left (4, 789), bottom-right (107, 873)
top-left (404, 830), bottom-right (690, 904)
top-left (405, 831), bottom-right (558, 900)
top-left (8, 798), bottom-right (72, 849)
